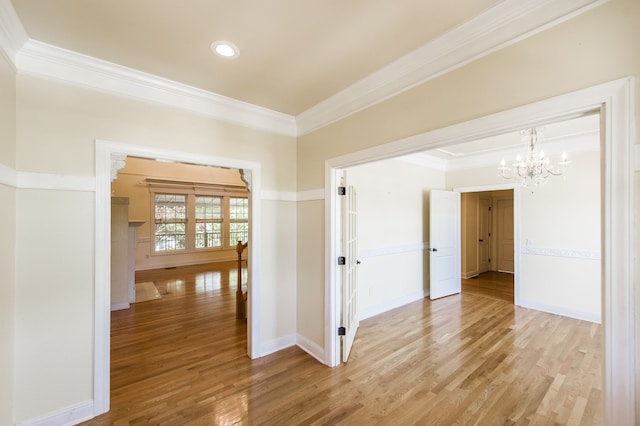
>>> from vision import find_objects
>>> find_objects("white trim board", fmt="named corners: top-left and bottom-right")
top-left (324, 77), bottom-right (635, 426)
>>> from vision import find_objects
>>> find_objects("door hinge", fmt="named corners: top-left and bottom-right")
top-left (338, 256), bottom-right (346, 265)
top-left (338, 326), bottom-right (346, 336)
top-left (489, 258), bottom-right (491, 263)
top-left (338, 186), bottom-right (346, 195)
top-left (489, 206), bottom-right (492, 211)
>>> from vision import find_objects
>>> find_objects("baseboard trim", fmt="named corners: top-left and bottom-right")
top-left (257, 334), bottom-right (297, 358)
top-left (518, 298), bottom-right (601, 324)
top-left (110, 302), bottom-right (130, 311)
top-left (17, 400), bottom-right (94, 426)
top-left (296, 334), bottom-right (326, 364)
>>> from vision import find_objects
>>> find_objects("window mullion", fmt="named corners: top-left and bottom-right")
top-left (186, 194), bottom-right (196, 250)
top-left (223, 196), bottom-right (230, 247)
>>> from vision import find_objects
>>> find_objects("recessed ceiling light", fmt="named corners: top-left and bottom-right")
top-left (210, 41), bottom-right (240, 59)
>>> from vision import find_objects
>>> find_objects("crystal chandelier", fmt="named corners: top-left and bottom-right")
top-left (498, 127), bottom-right (570, 187)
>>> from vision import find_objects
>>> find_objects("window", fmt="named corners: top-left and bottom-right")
top-left (229, 197), bottom-right (249, 245)
top-left (154, 194), bottom-right (187, 251)
top-left (195, 196), bottom-right (222, 248)
top-left (151, 185), bottom-right (248, 254)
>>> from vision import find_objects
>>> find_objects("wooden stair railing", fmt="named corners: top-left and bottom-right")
top-left (236, 240), bottom-right (248, 320)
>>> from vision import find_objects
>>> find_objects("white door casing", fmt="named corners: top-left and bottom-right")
top-left (429, 190), bottom-right (461, 300)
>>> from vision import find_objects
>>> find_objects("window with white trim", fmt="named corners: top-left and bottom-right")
top-left (154, 194), bottom-right (187, 251)
top-left (229, 197), bottom-right (249, 245)
top-left (149, 180), bottom-right (248, 254)
top-left (195, 196), bottom-right (222, 248)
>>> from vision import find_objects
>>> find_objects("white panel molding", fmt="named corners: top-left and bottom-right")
top-left (520, 245), bottom-right (601, 260)
top-left (14, 40), bottom-right (297, 137)
top-left (359, 290), bottom-right (429, 322)
top-left (296, 334), bottom-right (325, 364)
top-left (519, 298), bottom-right (601, 324)
top-left (0, 163), bottom-right (95, 191)
top-left (325, 77), bottom-right (635, 425)
top-left (297, 0), bottom-right (609, 135)
top-left (17, 400), bottom-right (94, 426)
top-left (296, 188), bottom-right (325, 202)
top-left (260, 190), bottom-right (297, 202)
top-left (358, 242), bottom-right (428, 259)
top-left (0, 0), bottom-right (27, 67)
top-left (17, 171), bottom-right (95, 192)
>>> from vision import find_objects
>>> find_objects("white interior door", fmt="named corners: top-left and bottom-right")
top-left (429, 190), bottom-right (461, 300)
top-left (496, 198), bottom-right (514, 273)
top-left (340, 177), bottom-right (359, 362)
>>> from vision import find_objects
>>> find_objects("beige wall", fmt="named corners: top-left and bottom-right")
top-left (14, 189), bottom-right (95, 421)
top-left (12, 75), bottom-right (297, 422)
top-left (0, 52), bottom-right (16, 423)
top-left (295, 200), bottom-right (325, 348)
top-left (461, 192), bottom-right (480, 278)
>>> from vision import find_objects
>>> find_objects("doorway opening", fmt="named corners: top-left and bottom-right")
top-left (94, 141), bottom-right (262, 416)
top-left (324, 78), bottom-right (634, 423)
top-left (460, 188), bottom-right (515, 304)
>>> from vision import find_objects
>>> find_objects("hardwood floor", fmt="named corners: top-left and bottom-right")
top-left (462, 271), bottom-right (514, 303)
top-left (84, 263), bottom-right (601, 425)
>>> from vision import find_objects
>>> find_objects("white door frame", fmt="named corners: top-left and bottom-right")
top-left (324, 77), bottom-right (635, 425)
top-left (94, 140), bottom-right (262, 416)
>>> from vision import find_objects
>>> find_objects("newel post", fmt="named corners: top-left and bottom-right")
top-left (236, 240), bottom-right (248, 320)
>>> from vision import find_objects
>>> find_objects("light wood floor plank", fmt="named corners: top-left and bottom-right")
top-left (82, 263), bottom-right (601, 425)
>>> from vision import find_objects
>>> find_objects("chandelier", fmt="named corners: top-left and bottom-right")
top-left (497, 127), bottom-right (570, 187)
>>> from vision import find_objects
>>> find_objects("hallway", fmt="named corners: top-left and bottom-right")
top-left (462, 271), bottom-right (514, 303)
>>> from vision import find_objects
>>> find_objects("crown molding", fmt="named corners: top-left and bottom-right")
top-left (1, 0), bottom-right (608, 138)
top-left (296, 0), bottom-right (609, 136)
top-left (0, 0), bottom-right (27, 67)
top-left (14, 39), bottom-right (297, 137)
